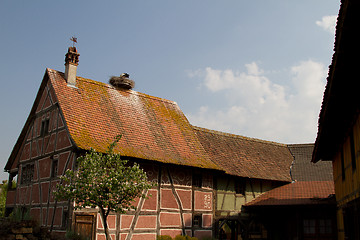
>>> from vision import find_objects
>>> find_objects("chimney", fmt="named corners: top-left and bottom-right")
top-left (64, 47), bottom-right (80, 87)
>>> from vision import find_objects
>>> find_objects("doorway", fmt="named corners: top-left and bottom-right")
top-left (74, 214), bottom-right (95, 240)
top-left (218, 219), bottom-right (242, 240)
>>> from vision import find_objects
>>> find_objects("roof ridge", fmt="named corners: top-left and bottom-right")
top-left (49, 68), bottom-right (178, 106)
top-left (192, 125), bottom-right (286, 146)
top-left (287, 143), bottom-right (314, 147)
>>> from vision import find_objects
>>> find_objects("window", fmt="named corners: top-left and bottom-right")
top-left (192, 174), bottom-right (202, 188)
top-left (303, 219), bottom-right (316, 234)
top-left (51, 157), bottom-right (58, 178)
top-left (303, 218), bottom-right (333, 237)
top-left (235, 180), bottom-right (245, 195)
top-left (350, 132), bottom-right (356, 171)
top-left (21, 164), bottom-right (34, 184)
top-left (319, 219), bottom-right (332, 234)
top-left (341, 148), bottom-right (345, 181)
top-left (193, 215), bottom-right (202, 227)
top-left (8, 172), bottom-right (17, 190)
top-left (40, 119), bottom-right (50, 137)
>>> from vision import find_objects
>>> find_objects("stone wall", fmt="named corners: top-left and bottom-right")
top-left (0, 218), bottom-right (59, 240)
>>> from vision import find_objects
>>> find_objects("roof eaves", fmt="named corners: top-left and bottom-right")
top-left (312, 0), bottom-right (358, 162)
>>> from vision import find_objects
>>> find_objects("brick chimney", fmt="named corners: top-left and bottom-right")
top-left (64, 47), bottom-right (80, 87)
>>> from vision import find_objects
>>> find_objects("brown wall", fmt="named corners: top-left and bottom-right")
top-left (332, 115), bottom-right (360, 240)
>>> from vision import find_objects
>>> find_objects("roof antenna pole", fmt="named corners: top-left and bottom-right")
top-left (70, 36), bottom-right (77, 47)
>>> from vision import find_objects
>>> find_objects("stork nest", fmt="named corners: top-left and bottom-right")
top-left (109, 76), bottom-right (135, 90)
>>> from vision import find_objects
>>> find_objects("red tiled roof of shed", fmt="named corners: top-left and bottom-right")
top-left (47, 69), bottom-right (220, 170)
top-left (193, 126), bottom-right (293, 182)
top-left (245, 181), bottom-right (335, 206)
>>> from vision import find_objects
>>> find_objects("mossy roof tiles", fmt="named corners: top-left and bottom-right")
top-left (47, 69), bottom-right (220, 170)
top-left (8, 68), bottom-right (297, 181)
top-left (193, 126), bottom-right (293, 182)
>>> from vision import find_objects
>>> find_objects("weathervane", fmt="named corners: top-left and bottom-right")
top-left (70, 36), bottom-right (77, 47)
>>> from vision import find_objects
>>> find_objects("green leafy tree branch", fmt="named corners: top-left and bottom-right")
top-left (0, 180), bottom-right (16, 217)
top-left (55, 135), bottom-right (154, 240)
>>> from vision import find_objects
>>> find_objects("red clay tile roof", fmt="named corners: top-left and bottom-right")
top-left (47, 69), bottom-right (220, 170)
top-left (6, 68), bottom-right (298, 180)
top-left (193, 126), bottom-right (293, 182)
top-left (245, 181), bottom-right (335, 206)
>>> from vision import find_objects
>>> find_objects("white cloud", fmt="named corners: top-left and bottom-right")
top-left (188, 106), bottom-right (248, 134)
top-left (202, 62), bottom-right (287, 109)
top-left (316, 15), bottom-right (337, 34)
top-left (187, 61), bottom-right (327, 143)
top-left (290, 60), bottom-right (326, 99)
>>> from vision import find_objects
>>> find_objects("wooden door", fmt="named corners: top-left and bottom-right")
top-left (75, 214), bottom-right (95, 240)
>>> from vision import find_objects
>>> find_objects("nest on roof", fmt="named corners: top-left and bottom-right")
top-left (109, 75), bottom-right (135, 90)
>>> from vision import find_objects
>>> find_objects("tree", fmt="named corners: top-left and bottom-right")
top-left (0, 180), bottom-right (16, 217)
top-left (0, 181), bottom-right (8, 217)
top-left (55, 136), bottom-right (154, 240)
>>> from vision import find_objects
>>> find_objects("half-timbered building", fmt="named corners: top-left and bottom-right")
top-left (5, 46), bottom-right (305, 240)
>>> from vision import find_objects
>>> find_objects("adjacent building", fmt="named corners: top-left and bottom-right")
top-left (245, 144), bottom-right (336, 239)
top-left (312, 0), bottom-right (360, 239)
top-left (4, 45), bottom-right (334, 240)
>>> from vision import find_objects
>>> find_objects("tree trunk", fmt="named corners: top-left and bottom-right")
top-left (99, 207), bottom-right (111, 240)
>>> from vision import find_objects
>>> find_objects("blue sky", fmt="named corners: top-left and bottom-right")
top-left (0, 1), bottom-right (340, 181)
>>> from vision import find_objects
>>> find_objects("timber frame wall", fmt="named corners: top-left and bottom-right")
top-left (88, 163), bottom-right (216, 240)
top-left (5, 76), bottom-right (285, 240)
top-left (6, 79), bottom-right (76, 236)
top-left (77, 163), bottom-right (277, 240)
